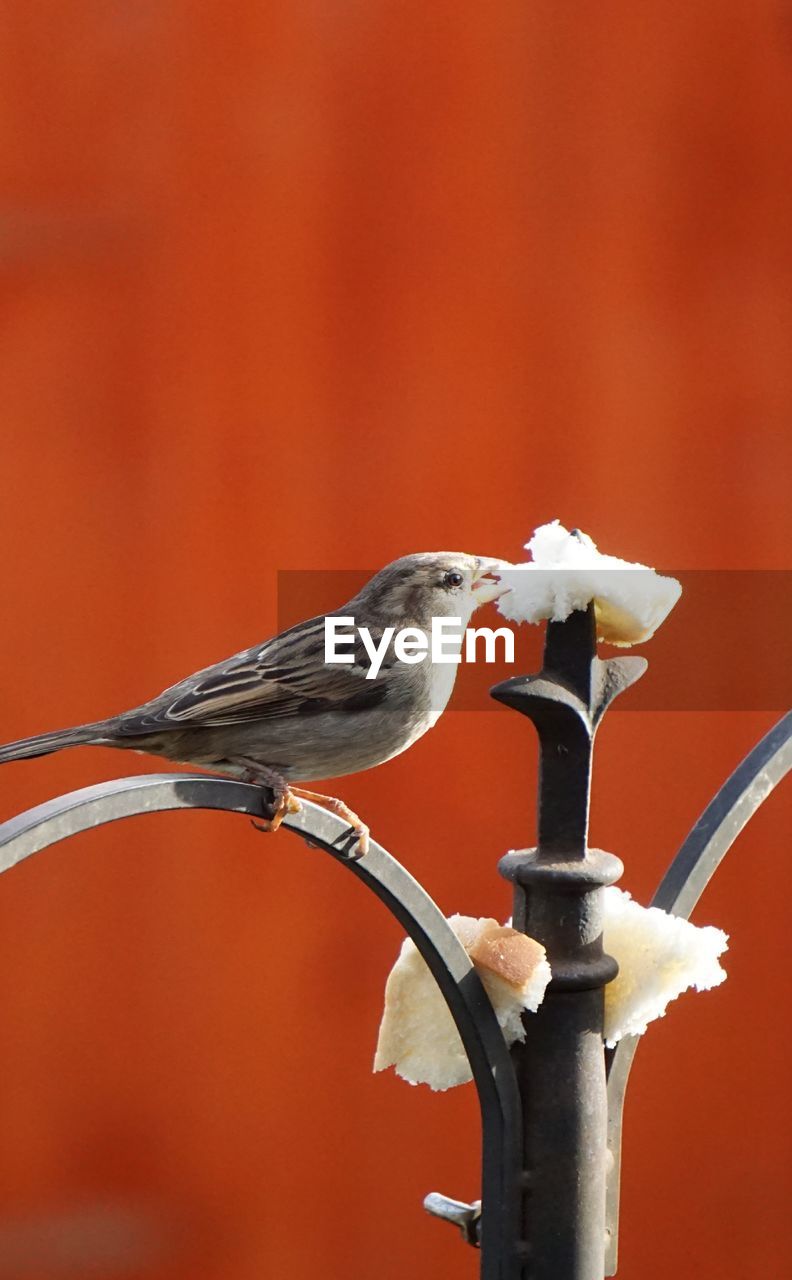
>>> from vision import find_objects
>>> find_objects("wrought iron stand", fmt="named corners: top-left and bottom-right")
top-left (0, 606), bottom-right (789, 1280)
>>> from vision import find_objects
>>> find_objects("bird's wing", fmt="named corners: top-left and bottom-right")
top-left (115, 616), bottom-right (392, 733)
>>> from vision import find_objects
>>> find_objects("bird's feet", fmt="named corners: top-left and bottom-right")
top-left (290, 786), bottom-right (370, 859)
top-left (250, 786), bottom-right (302, 834)
top-left (233, 762), bottom-right (368, 857)
top-left (233, 761), bottom-right (303, 834)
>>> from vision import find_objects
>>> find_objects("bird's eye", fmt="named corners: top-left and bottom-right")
top-left (442, 570), bottom-right (464, 589)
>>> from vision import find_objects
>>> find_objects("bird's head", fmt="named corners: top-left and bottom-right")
top-left (350, 552), bottom-right (509, 627)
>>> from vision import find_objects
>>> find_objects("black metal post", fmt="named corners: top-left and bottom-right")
top-left (491, 606), bottom-right (645, 1280)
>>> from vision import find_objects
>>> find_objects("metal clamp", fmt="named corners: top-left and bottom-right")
top-left (423, 1192), bottom-right (482, 1246)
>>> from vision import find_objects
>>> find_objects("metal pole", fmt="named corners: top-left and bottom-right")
top-left (492, 605), bottom-right (644, 1280)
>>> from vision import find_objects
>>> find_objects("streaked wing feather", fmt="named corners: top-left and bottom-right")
top-left (116, 616), bottom-right (391, 732)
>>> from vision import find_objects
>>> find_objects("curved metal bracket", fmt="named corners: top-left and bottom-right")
top-left (604, 710), bottom-right (792, 1275)
top-left (0, 773), bottom-right (523, 1280)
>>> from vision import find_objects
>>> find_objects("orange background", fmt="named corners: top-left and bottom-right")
top-left (0, 3), bottom-right (790, 1278)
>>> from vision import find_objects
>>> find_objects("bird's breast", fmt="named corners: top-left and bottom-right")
top-left (423, 651), bottom-right (460, 727)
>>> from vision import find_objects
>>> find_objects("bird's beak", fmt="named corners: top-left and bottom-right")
top-left (471, 558), bottom-right (512, 606)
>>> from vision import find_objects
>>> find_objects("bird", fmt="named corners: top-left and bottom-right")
top-left (0, 553), bottom-right (507, 855)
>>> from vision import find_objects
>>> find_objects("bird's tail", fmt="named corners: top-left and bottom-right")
top-left (0, 722), bottom-right (112, 765)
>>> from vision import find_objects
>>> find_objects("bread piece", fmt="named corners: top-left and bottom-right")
top-left (374, 915), bottom-right (551, 1091)
top-left (494, 520), bottom-right (682, 646)
top-left (603, 886), bottom-right (728, 1047)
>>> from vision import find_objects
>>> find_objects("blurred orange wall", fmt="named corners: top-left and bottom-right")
top-left (0, 3), bottom-right (790, 1278)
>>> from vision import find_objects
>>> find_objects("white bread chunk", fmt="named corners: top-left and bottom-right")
top-left (603, 886), bottom-right (728, 1047)
top-left (494, 520), bottom-right (682, 646)
top-left (374, 891), bottom-right (727, 1088)
top-left (374, 915), bottom-right (551, 1091)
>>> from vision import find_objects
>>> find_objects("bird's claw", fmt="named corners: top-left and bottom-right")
top-left (332, 824), bottom-right (369, 860)
top-left (250, 817), bottom-right (278, 833)
top-left (288, 786), bottom-right (369, 859)
top-left (249, 785), bottom-right (302, 835)
top-left (247, 781), bottom-right (369, 860)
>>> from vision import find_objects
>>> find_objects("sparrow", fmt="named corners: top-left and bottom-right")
top-left (0, 553), bottom-right (507, 855)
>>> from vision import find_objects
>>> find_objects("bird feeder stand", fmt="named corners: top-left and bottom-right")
top-left (0, 607), bottom-right (789, 1280)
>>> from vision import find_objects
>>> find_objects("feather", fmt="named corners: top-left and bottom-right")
top-left (111, 616), bottom-right (392, 733)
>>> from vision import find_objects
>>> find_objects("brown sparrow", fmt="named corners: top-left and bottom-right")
top-left (0, 553), bottom-right (506, 854)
